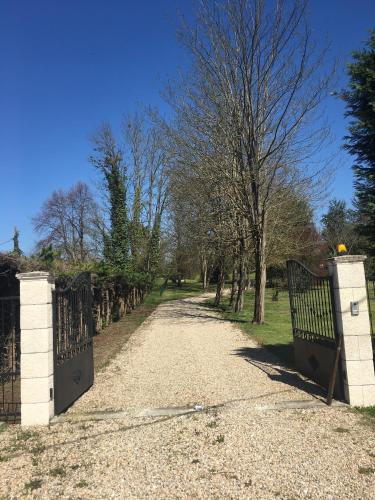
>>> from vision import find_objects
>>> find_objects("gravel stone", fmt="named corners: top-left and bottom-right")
top-left (0, 295), bottom-right (374, 499)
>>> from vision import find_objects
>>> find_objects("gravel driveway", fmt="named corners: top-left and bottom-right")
top-left (1, 295), bottom-right (374, 499)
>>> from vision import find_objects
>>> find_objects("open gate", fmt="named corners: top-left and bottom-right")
top-left (0, 296), bottom-right (20, 422)
top-left (286, 260), bottom-right (343, 400)
top-left (53, 272), bottom-right (94, 414)
top-left (366, 275), bottom-right (375, 368)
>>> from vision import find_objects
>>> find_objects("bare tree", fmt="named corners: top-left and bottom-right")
top-left (33, 182), bottom-right (103, 264)
top-left (122, 113), bottom-right (170, 273)
top-left (164, 0), bottom-right (332, 323)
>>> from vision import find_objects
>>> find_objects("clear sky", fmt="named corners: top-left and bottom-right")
top-left (1, 0), bottom-right (374, 253)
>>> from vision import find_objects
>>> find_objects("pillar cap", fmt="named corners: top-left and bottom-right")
top-left (327, 255), bottom-right (366, 264)
top-left (16, 271), bottom-right (54, 283)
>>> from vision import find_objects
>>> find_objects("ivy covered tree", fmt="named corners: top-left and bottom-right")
top-left (12, 227), bottom-right (22, 256)
top-left (90, 124), bottom-right (130, 273)
top-left (147, 214), bottom-right (161, 278)
top-left (129, 185), bottom-right (144, 270)
top-left (343, 31), bottom-right (375, 256)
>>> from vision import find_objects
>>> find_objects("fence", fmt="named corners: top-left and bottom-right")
top-left (0, 296), bottom-right (20, 422)
top-left (92, 281), bottom-right (146, 332)
top-left (366, 276), bottom-right (375, 359)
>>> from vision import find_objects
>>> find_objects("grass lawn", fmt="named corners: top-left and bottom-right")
top-left (354, 406), bottom-right (375, 428)
top-left (93, 279), bottom-right (207, 371)
top-left (209, 286), bottom-right (294, 367)
top-left (144, 279), bottom-right (208, 306)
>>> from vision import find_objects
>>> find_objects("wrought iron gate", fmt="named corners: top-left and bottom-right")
top-left (0, 296), bottom-right (20, 422)
top-left (286, 260), bottom-right (343, 400)
top-left (366, 275), bottom-right (375, 367)
top-left (53, 272), bottom-right (94, 414)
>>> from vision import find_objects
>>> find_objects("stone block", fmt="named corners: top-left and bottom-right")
top-left (19, 279), bottom-right (53, 305)
top-left (21, 327), bottom-right (53, 354)
top-left (21, 352), bottom-right (53, 379)
top-left (358, 335), bottom-right (374, 361)
top-left (21, 375), bottom-right (53, 404)
top-left (342, 336), bottom-right (359, 361)
top-left (333, 288), bottom-right (353, 314)
top-left (335, 310), bottom-right (371, 336)
top-left (344, 359), bottom-right (375, 385)
top-left (21, 402), bottom-right (52, 426)
top-left (343, 384), bottom-right (364, 406)
top-left (20, 303), bottom-right (52, 330)
top-left (363, 385), bottom-right (375, 406)
top-left (331, 261), bottom-right (366, 289)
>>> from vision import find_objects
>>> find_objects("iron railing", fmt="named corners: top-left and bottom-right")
top-left (286, 260), bottom-right (337, 345)
top-left (366, 277), bottom-right (375, 361)
top-left (366, 276), bottom-right (374, 334)
top-left (53, 272), bottom-right (93, 367)
top-left (0, 296), bottom-right (20, 422)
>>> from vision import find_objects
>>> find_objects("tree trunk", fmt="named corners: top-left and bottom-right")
top-left (252, 231), bottom-right (267, 324)
top-left (229, 265), bottom-right (238, 309)
top-left (201, 253), bottom-right (208, 290)
top-left (214, 259), bottom-right (225, 307)
top-left (235, 237), bottom-right (245, 312)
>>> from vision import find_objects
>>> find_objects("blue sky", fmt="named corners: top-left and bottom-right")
top-left (0, 0), bottom-right (374, 253)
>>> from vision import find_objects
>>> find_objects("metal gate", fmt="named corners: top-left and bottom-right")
top-left (286, 260), bottom-right (343, 400)
top-left (53, 272), bottom-right (94, 414)
top-left (366, 275), bottom-right (375, 367)
top-left (0, 296), bottom-right (20, 422)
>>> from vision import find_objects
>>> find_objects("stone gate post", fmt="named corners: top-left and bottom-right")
top-left (328, 255), bottom-right (375, 406)
top-left (17, 272), bottom-right (55, 426)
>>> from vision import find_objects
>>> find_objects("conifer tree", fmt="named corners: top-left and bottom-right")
top-left (343, 31), bottom-right (375, 255)
top-left (12, 227), bottom-right (22, 256)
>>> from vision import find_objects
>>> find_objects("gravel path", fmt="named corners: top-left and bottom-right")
top-left (1, 295), bottom-right (374, 499)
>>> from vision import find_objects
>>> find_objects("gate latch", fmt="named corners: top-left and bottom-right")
top-left (350, 301), bottom-right (359, 316)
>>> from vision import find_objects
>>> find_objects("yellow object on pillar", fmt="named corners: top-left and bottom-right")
top-left (336, 243), bottom-right (347, 254)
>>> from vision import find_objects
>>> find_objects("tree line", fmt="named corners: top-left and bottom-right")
top-left (9, 0), bottom-right (373, 324)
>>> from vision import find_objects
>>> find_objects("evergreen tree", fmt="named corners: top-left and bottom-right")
top-left (12, 227), bottom-right (22, 256)
top-left (129, 185), bottom-right (144, 270)
top-left (321, 199), bottom-right (358, 254)
top-left (343, 31), bottom-right (375, 255)
top-left (147, 214), bottom-right (161, 278)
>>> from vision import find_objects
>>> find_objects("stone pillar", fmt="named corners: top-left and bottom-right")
top-left (17, 272), bottom-right (55, 426)
top-left (328, 255), bottom-right (375, 406)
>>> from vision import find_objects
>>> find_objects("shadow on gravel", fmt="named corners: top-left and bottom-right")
top-left (233, 346), bottom-right (327, 401)
top-left (156, 300), bottom-right (247, 324)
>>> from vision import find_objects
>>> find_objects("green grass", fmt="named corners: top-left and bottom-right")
top-left (356, 406), bottom-right (375, 418)
top-left (210, 287), bottom-right (294, 366)
top-left (355, 405), bottom-right (375, 429)
top-left (144, 279), bottom-right (208, 306)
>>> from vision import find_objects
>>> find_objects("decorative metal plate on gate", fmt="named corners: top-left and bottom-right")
top-left (53, 272), bottom-right (94, 414)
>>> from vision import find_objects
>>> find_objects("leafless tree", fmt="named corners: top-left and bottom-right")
top-left (33, 182), bottom-right (104, 264)
top-left (122, 113), bottom-right (170, 271)
top-left (164, 0), bottom-right (333, 323)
